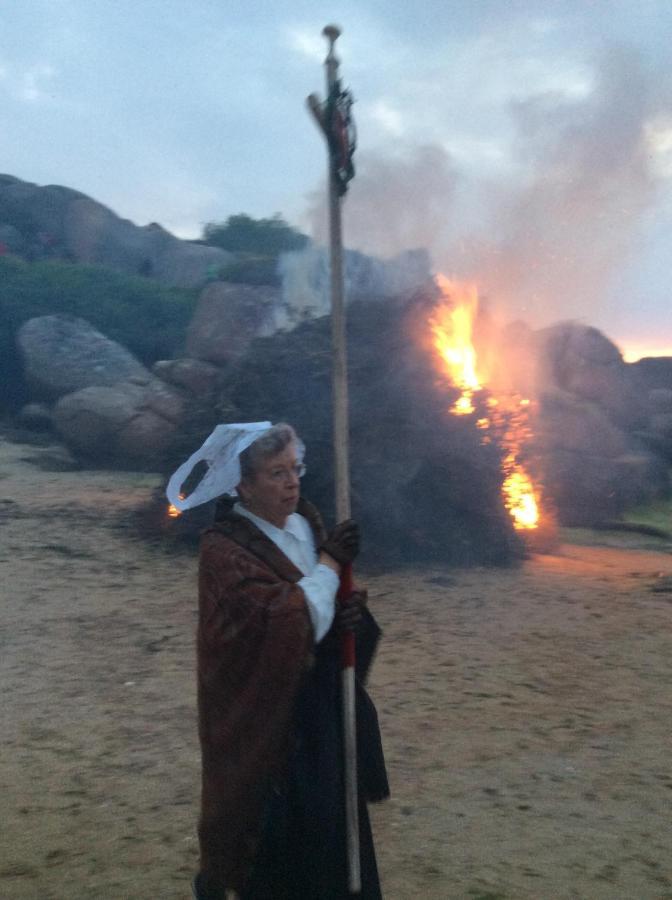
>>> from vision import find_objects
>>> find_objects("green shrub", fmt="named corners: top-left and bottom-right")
top-left (202, 213), bottom-right (309, 256)
top-left (0, 255), bottom-right (197, 410)
top-left (217, 255), bottom-right (281, 286)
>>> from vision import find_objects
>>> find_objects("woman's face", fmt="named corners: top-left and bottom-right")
top-left (238, 444), bottom-right (302, 528)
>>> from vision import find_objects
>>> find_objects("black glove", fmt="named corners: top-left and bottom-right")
top-left (319, 519), bottom-right (360, 566)
top-left (336, 588), bottom-right (368, 633)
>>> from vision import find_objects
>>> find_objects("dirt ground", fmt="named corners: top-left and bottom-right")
top-left (2, 435), bottom-right (672, 900)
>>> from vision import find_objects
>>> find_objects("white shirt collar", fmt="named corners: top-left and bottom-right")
top-left (234, 502), bottom-right (306, 542)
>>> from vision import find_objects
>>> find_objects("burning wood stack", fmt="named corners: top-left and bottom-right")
top-left (160, 286), bottom-right (532, 567)
top-left (161, 272), bottom-right (669, 562)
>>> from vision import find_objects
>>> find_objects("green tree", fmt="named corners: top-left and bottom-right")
top-left (202, 213), bottom-right (309, 256)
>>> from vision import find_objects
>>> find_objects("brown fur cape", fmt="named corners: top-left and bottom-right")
top-left (196, 497), bottom-right (331, 892)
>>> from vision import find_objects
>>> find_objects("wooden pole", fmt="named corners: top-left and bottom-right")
top-left (323, 24), bottom-right (351, 525)
top-left (307, 24), bottom-right (360, 894)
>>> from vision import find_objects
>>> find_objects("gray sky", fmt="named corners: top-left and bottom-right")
top-left (2, 0), bottom-right (671, 353)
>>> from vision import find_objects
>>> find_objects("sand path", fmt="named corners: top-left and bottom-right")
top-left (1, 436), bottom-right (672, 899)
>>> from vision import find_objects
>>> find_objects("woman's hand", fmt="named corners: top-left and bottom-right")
top-left (335, 588), bottom-right (367, 634)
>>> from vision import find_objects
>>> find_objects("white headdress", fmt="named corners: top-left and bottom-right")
top-left (166, 421), bottom-right (273, 512)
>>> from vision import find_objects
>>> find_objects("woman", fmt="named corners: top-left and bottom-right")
top-left (168, 422), bottom-right (388, 898)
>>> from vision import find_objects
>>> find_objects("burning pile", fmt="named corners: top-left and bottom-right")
top-left (159, 293), bottom-right (526, 567)
top-left (426, 275), bottom-right (542, 534)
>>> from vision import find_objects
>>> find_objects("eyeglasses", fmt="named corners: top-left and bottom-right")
top-left (266, 463), bottom-right (307, 483)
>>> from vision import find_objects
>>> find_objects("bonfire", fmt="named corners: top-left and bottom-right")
top-left (427, 274), bottom-right (544, 534)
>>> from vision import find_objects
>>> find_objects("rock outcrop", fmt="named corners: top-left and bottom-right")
top-left (52, 378), bottom-right (186, 468)
top-left (17, 314), bottom-right (187, 467)
top-left (530, 323), bottom-right (668, 524)
top-left (0, 174), bottom-right (232, 288)
top-left (152, 358), bottom-right (224, 399)
top-left (537, 322), bottom-right (644, 429)
top-left (628, 358), bottom-right (672, 463)
top-left (186, 282), bottom-right (281, 365)
top-left (18, 315), bottom-right (150, 400)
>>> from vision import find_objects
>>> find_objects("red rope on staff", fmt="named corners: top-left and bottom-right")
top-left (339, 562), bottom-right (356, 668)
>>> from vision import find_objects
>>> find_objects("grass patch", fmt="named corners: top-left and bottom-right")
top-left (561, 525), bottom-right (672, 553)
top-left (621, 494), bottom-right (672, 534)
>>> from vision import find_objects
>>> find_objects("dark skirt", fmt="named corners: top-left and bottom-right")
top-left (198, 611), bottom-right (388, 899)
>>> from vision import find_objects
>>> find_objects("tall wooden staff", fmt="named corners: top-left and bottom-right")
top-left (307, 24), bottom-right (360, 894)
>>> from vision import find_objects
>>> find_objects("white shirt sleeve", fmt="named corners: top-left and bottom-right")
top-left (232, 503), bottom-right (339, 643)
top-left (299, 564), bottom-right (340, 642)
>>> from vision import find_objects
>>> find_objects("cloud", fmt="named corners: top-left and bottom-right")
top-left (0, 60), bottom-right (58, 103)
top-left (283, 25), bottom-right (329, 63)
top-left (645, 117), bottom-right (672, 178)
top-left (20, 64), bottom-right (57, 102)
top-left (368, 99), bottom-right (405, 137)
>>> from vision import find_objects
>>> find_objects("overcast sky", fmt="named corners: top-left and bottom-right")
top-left (2, 0), bottom-right (671, 352)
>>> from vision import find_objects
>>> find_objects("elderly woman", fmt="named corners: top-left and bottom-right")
top-left (169, 422), bottom-right (388, 899)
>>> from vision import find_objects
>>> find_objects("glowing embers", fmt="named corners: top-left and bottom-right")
top-left (429, 275), bottom-right (540, 531)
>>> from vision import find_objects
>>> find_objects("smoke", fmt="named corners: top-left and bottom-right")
top-left (289, 144), bottom-right (455, 320)
top-left (310, 144), bottom-right (460, 259)
top-left (301, 46), bottom-right (671, 331)
top-left (278, 245), bottom-right (432, 323)
top-left (454, 46), bottom-right (663, 327)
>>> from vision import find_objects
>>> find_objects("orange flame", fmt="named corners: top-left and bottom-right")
top-left (498, 401), bottom-right (540, 530)
top-left (429, 275), bottom-right (540, 531)
top-left (429, 275), bottom-right (481, 414)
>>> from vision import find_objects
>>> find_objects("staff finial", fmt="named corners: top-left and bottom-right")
top-left (322, 23), bottom-right (341, 45)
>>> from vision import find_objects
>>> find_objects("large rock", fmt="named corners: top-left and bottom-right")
top-left (0, 174), bottom-right (232, 287)
top-left (152, 358), bottom-right (224, 398)
top-left (628, 356), bottom-right (672, 400)
top-left (536, 390), bottom-right (630, 459)
top-left (52, 378), bottom-right (185, 467)
top-left (540, 446), bottom-right (667, 524)
top-left (17, 315), bottom-right (150, 401)
top-left (537, 322), bottom-right (644, 429)
top-left (0, 175), bottom-right (83, 253)
top-left (647, 388), bottom-right (672, 414)
top-left (525, 323), bottom-right (670, 523)
top-left (186, 282), bottom-right (281, 365)
top-left (63, 199), bottom-right (231, 287)
top-left (638, 411), bottom-right (672, 463)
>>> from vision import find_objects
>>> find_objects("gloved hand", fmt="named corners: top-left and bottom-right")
top-left (335, 588), bottom-right (368, 634)
top-left (319, 519), bottom-right (360, 566)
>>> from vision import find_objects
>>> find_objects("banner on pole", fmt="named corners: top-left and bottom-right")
top-left (325, 81), bottom-right (356, 196)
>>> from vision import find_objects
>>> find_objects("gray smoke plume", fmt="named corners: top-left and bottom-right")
top-left (452, 45), bottom-right (663, 327)
top-left (306, 144), bottom-right (460, 259)
top-left (278, 244), bottom-right (432, 324)
top-left (300, 46), bottom-right (670, 333)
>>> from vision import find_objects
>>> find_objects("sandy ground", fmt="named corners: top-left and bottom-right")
top-left (2, 435), bottom-right (672, 900)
